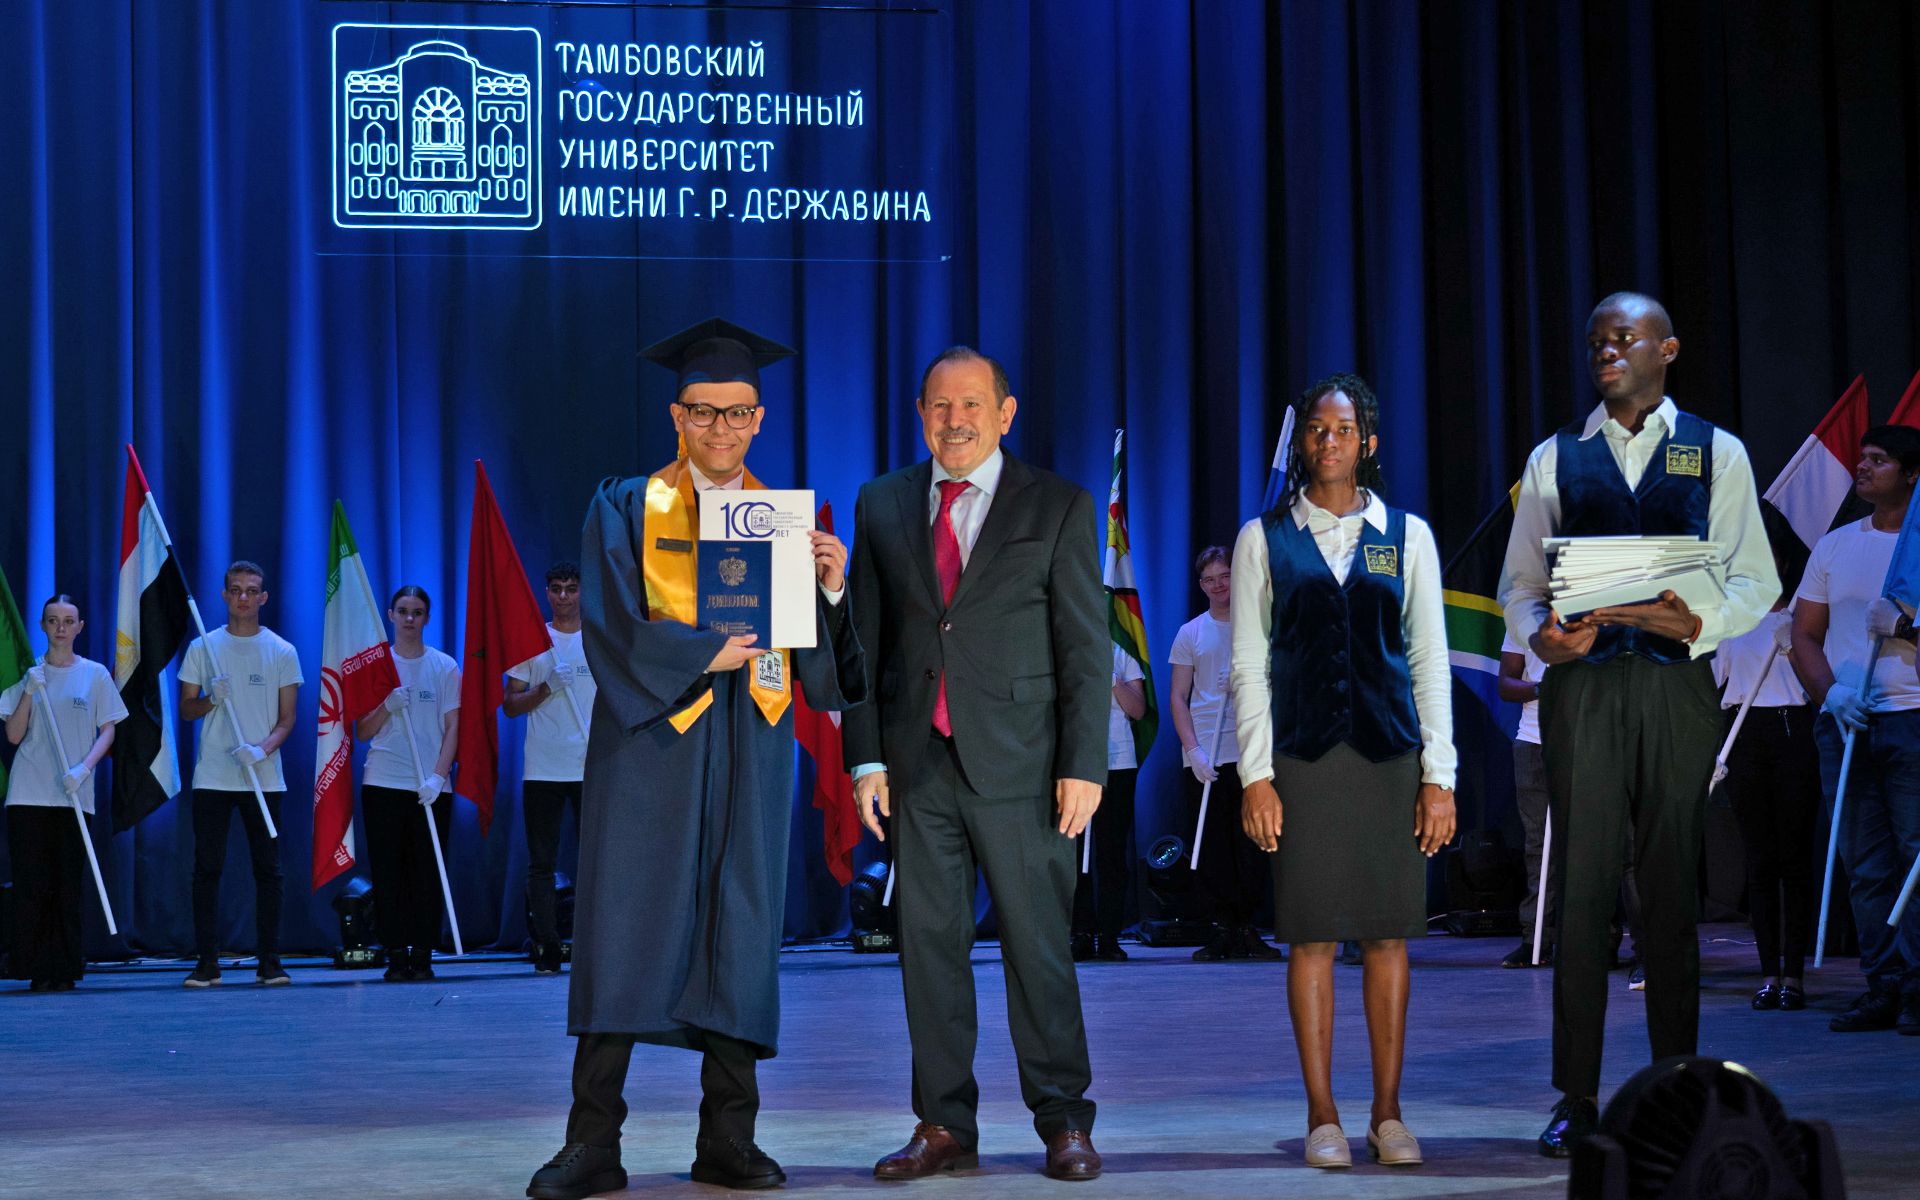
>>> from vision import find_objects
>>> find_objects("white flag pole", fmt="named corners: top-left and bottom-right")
top-left (29, 668), bottom-right (117, 935)
top-left (137, 488), bottom-right (277, 839)
top-left (1816, 636), bottom-right (1883, 968)
top-left (1081, 823), bottom-right (1092, 874)
top-left (1531, 809), bottom-right (1552, 965)
top-left (882, 860), bottom-right (896, 907)
top-left (1188, 701), bottom-right (1231, 871)
top-left (398, 704), bottom-right (464, 958)
top-left (1710, 642), bottom-right (1780, 792)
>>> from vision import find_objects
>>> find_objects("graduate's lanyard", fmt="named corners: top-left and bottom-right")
top-left (641, 462), bottom-right (792, 733)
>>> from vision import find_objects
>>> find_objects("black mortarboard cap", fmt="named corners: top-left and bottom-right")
top-left (639, 317), bottom-right (795, 398)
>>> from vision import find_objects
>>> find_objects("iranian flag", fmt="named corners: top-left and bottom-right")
top-left (111, 447), bottom-right (191, 830)
top-left (1104, 429), bottom-right (1157, 763)
top-left (313, 502), bottom-right (400, 889)
top-left (1764, 376), bottom-right (1869, 550)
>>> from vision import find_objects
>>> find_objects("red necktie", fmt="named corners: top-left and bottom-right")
top-left (931, 479), bottom-right (968, 736)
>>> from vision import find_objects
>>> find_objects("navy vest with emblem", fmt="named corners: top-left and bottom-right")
top-left (1263, 503), bottom-right (1422, 764)
top-left (1553, 409), bottom-right (1714, 664)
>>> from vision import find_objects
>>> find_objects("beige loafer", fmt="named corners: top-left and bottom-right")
top-left (1367, 1118), bottom-right (1423, 1165)
top-left (1304, 1123), bottom-right (1352, 1169)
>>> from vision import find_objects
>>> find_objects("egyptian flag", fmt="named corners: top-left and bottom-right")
top-left (1763, 376), bottom-right (1869, 550)
top-left (453, 461), bottom-right (553, 835)
top-left (313, 503), bottom-right (401, 889)
top-left (792, 503), bottom-right (859, 886)
top-left (111, 447), bottom-right (191, 830)
top-left (1889, 369), bottom-right (1920, 429)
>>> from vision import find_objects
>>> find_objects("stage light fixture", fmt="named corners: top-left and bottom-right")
top-left (1137, 834), bottom-right (1212, 947)
top-left (1571, 1055), bottom-right (1845, 1200)
top-left (848, 861), bottom-right (897, 953)
top-left (330, 877), bottom-right (381, 969)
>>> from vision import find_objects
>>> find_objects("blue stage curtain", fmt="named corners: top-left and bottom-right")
top-left (3, 1), bottom-right (1918, 956)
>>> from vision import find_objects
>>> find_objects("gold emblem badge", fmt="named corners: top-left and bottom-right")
top-left (1666, 445), bottom-right (1703, 477)
top-left (1364, 545), bottom-right (1398, 576)
top-left (718, 555), bottom-right (749, 587)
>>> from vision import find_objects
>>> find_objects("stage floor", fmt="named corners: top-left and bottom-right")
top-left (4, 925), bottom-right (1909, 1199)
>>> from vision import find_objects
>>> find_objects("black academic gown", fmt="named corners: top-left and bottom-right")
top-left (569, 474), bottom-right (866, 1058)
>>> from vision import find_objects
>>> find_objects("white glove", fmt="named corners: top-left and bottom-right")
top-left (22, 665), bottom-right (47, 696)
top-left (229, 742), bottom-right (267, 767)
top-left (384, 687), bottom-right (410, 714)
top-left (416, 773), bottom-right (445, 805)
top-left (1772, 617), bottom-right (1795, 652)
top-left (1823, 683), bottom-right (1870, 733)
top-left (61, 764), bottom-right (90, 795)
top-left (1183, 745), bottom-right (1218, 784)
top-left (207, 674), bottom-right (233, 705)
top-left (1866, 597), bottom-right (1909, 640)
top-left (547, 663), bottom-right (575, 691)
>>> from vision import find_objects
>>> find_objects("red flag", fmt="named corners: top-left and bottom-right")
top-left (792, 502), bottom-right (860, 886)
top-left (454, 461), bottom-right (553, 835)
top-left (1888, 369), bottom-right (1920, 428)
top-left (1762, 376), bottom-right (1869, 550)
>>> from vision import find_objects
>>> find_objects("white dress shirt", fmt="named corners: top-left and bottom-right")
top-left (1229, 490), bottom-right (1457, 789)
top-left (1497, 398), bottom-right (1779, 655)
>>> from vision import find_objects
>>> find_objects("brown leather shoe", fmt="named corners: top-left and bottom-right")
top-left (873, 1123), bottom-right (979, 1180)
top-left (1044, 1130), bottom-right (1102, 1181)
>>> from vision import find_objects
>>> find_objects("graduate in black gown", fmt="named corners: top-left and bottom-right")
top-left (528, 319), bottom-right (866, 1199)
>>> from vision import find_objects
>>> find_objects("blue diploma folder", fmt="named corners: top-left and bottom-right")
top-left (697, 540), bottom-right (772, 645)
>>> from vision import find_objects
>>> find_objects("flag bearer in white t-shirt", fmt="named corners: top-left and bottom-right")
top-left (1789, 424), bottom-right (1920, 1037)
top-left (3, 594), bottom-right (127, 991)
top-left (505, 561), bottom-right (597, 974)
top-left (355, 585), bottom-right (462, 983)
top-left (178, 561), bottom-right (303, 988)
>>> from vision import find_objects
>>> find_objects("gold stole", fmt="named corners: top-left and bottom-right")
top-left (640, 460), bottom-right (793, 733)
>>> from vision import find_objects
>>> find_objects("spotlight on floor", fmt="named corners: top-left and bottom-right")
top-left (1571, 1055), bottom-right (1845, 1200)
top-left (330, 878), bottom-right (380, 969)
top-left (848, 861), bottom-right (897, 953)
top-left (1136, 835), bottom-right (1212, 947)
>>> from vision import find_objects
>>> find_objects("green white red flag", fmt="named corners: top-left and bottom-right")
top-left (312, 502), bottom-right (401, 889)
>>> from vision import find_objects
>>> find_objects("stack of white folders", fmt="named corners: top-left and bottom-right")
top-left (1545, 536), bottom-right (1724, 621)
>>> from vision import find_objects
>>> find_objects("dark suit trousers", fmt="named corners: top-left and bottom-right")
top-left (1540, 655), bottom-right (1718, 1098)
top-left (567, 1031), bottom-right (760, 1147)
top-left (896, 733), bottom-right (1095, 1149)
top-left (523, 780), bottom-right (581, 948)
top-left (1072, 767), bottom-right (1135, 940)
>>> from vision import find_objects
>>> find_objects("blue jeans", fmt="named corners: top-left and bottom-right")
top-left (1814, 710), bottom-right (1920, 989)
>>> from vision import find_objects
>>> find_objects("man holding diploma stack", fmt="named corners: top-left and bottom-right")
top-left (529, 319), bottom-right (864, 1199)
top-left (1498, 293), bottom-right (1777, 1157)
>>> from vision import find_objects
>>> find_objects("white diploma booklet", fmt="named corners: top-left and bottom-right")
top-left (700, 489), bottom-right (818, 648)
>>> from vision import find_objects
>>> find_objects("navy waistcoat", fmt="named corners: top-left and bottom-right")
top-left (1264, 503), bottom-right (1422, 764)
top-left (1554, 410), bottom-right (1715, 664)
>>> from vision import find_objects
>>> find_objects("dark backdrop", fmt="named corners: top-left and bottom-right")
top-left (3, 0), bottom-right (1917, 958)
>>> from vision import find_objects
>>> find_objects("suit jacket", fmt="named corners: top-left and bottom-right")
top-left (841, 452), bottom-right (1108, 798)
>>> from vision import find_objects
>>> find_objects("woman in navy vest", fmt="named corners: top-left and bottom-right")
top-left (1229, 373), bottom-right (1457, 1171)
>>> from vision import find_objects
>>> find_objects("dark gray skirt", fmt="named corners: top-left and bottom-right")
top-left (1269, 743), bottom-right (1427, 943)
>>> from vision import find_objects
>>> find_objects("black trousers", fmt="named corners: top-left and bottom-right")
top-left (895, 733), bottom-right (1095, 1150)
top-left (1540, 655), bottom-right (1719, 1099)
top-left (523, 779), bottom-right (581, 949)
top-left (1723, 705), bottom-right (1820, 978)
top-left (6, 806), bottom-right (85, 983)
top-left (567, 1031), bottom-right (761, 1147)
top-left (192, 788), bottom-right (284, 961)
top-left (1184, 761), bottom-right (1266, 927)
top-left (1071, 767), bottom-right (1135, 941)
top-left (363, 786), bottom-right (451, 955)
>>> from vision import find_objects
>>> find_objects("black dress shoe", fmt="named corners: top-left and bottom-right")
top-left (1191, 928), bottom-right (1232, 961)
top-left (1751, 982), bottom-right (1782, 1010)
top-left (1830, 985), bottom-right (1900, 1032)
top-left (1339, 939), bottom-right (1363, 966)
top-left (691, 1135), bottom-right (786, 1189)
top-left (1538, 1095), bottom-right (1599, 1158)
top-left (1234, 926), bottom-right (1286, 960)
top-left (1779, 984), bottom-right (1806, 1011)
top-left (1502, 941), bottom-right (1551, 968)
top-left (410, 948), bottom-right (436, 981)
top-left (1899, 987), bottom-right (1920, 1036)
top-left (1070, 932), bottom-right (1095, 962)
top-left (383, 949), bottom-right (414, 983)
top-left (527, 1142), bottom-right (626, 1200)
top-left (1093, 937), bottom-right (1129, 961)
top-left (28, 979), bottom-right (50, 992)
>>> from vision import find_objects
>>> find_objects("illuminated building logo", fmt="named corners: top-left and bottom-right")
top-left (333, 24), bottom-right (542, 230)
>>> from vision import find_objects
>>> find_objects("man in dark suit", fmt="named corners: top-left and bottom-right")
top-left (845, 345), bottom-right (1108, 1182)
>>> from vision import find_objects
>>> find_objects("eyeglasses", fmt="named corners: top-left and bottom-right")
top-left (679, 399), bottom-right (760, 428)
top-left (226, 587), bottom-right (264, 599)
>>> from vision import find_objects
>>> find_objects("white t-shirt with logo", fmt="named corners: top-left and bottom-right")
top-left (362, 646), bottom-right (461, 791)
top-left (1796, 517), bottom-right (1920, 714)
top-left (1501, 634), bottom-right (1547, 745)
top-left (1106, 646), bottom-right (1146, 772)
top-left (506, 625), bottom-right (595, 782)
top-left (180, 625), bottom-right (304, 792)
top-left (1170, 612), bottom-right (1238, 763)
top-left (0, 657), bottom-right (128, 815)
